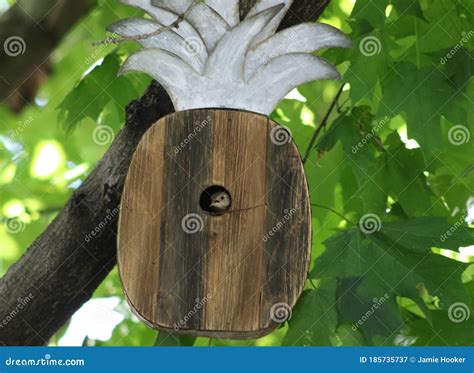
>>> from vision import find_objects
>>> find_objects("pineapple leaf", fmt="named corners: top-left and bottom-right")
top-left (247, 0), bottom-right (293, 46)
top-left (119, 0), bottom-right (161, 17)
top-left (119, 0), bottom-right (207, 51)
top-left (246, 22), bottom-right (353, 79)
top-left (152, 0), bottom-right (230, 50)
top-left (107, 18), bottom-right (206, 72)
top-left (249, 54), bottom-right (341, 115)
top-left (205, 4), bottom-right (284, 83)
top-left (120, 48), bottom-right (202, 110)
top-left (206, 0), bottom-right (239, 27)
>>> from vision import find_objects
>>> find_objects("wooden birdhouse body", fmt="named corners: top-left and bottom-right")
top-left (118, 109), bottom-right (311, 338)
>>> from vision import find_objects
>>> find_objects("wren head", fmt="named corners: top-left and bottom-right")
top-left (209, 191), bottom-right (231, 212)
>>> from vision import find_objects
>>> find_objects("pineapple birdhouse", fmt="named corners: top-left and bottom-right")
top-left (114, 0), bottom-right (351, 339)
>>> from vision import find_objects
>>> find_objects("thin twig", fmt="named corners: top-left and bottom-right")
top-left (308, 278), bottom-right (318, 289)
top-left (302, 83), bottom-right (346, 164)
top-left (311, 203), bottom-right (354, 225)
top-left (92, 0), bottom-right (202, 46)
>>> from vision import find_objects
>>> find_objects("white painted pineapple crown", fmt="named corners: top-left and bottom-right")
top-left (110, 0), bottom-right (352, 115)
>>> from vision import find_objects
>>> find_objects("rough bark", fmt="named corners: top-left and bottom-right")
top-left (0, 0), bottom-right (331, 346)
top-left (0, 0), bottom-right (96, 104)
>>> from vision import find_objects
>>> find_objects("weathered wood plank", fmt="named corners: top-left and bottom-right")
top-left (203, 110), bottom-right (268, 333)
top-left (118, 109), bottom-right (311, 338)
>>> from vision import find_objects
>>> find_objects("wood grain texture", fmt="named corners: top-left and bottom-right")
top-left (118, 109), bottom-right (311, 339)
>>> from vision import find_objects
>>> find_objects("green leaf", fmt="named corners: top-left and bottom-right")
top-left (382, 141), bottom-right (447, 217)
top-left (345, 32), bottom-right (393, 103)
top-left (334, 324), bottom-right (366, 346)
top-left (154, 332), bottom-right (197, 346)
top-left (405, 310), bottom-right (474, 346)
top-left (329, 109), bottom-right (390, 215)
top-left (282, 281), bottom-right (337, 346)
top-left (350, 1), bottom-right (389, 30)
top-left (57, 52), bottom-right (147, 132)
top-left (380, 217), bottom-right (474, 252)
top-left (387, 2), bottom-right (473, 53)
top-left (390, 0), bottom-right (425, 20)
top-left (58, 53), bottom-right (122, 130)
top-left (379, 63), bottom-right (457, 154)
top-left (337, 276), bottom-right (405, 345)
top-left (312, 218), bottom-right (473, 320)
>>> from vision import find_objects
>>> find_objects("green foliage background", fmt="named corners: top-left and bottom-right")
top-left (0, 0), bottom-right (473, 346)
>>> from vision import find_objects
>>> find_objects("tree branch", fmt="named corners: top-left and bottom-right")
top-left (0, 0), bottom-right (331, 346)
top-left (0, 0), bottom-right (96, 108)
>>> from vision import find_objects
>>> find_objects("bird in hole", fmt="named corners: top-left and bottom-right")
top-left (209, 191), bottom-right (231, 213)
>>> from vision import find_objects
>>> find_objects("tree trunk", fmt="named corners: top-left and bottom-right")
top-left (0, 0), bottom-right (331, 346)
